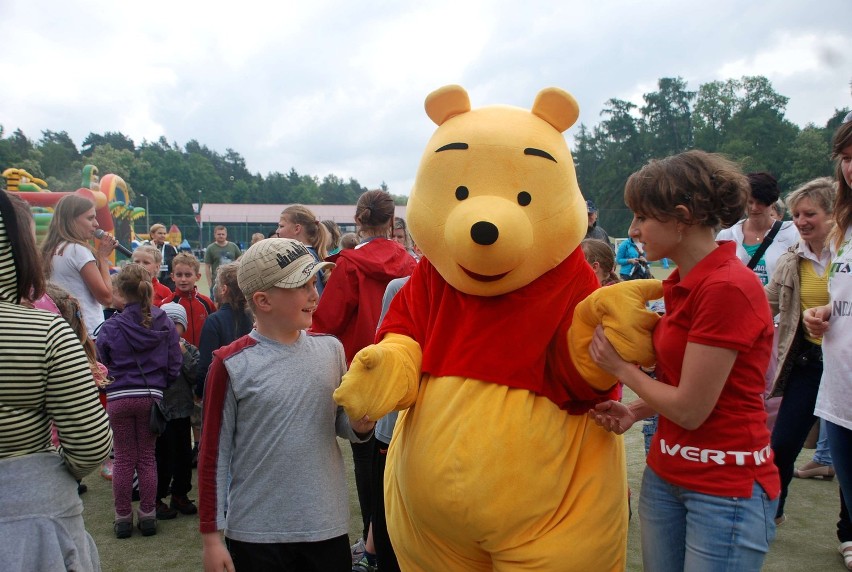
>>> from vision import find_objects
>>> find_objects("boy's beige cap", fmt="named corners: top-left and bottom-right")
top-left (237, 238), bottom-right (334, 296)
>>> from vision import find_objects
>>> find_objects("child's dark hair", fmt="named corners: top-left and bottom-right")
top-left (624, 150), bottom-right (748, 229)
top-left (581, 239), bottom-right (619, 285)
top-left (116, 263), bottom-right (154, 328)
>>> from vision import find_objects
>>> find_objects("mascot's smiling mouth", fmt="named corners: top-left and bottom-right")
top-left (460, 266), bottom-right (509, 282)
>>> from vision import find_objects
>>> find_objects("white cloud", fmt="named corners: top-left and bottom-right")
top-left (1, 0), bottom-right (849, 196)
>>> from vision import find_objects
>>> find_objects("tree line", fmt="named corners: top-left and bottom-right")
top-left (575, 76), bottom-right (850, 235)
top-left (0, 131), bottom-right (399, 218)
top-left (2, 75), bottom-right (848, 236)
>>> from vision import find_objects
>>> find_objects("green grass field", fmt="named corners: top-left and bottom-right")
top-left (80, 397), bottom-right (847, 571)
top-left (79, 265), bottom-right (848, 570)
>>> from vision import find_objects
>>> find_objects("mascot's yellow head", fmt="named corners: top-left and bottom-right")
top-left (408, 85), bottom-right (587, 296)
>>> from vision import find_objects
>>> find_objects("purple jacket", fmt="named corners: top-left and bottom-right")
top-left (96, 303), bottom-right (182, 401)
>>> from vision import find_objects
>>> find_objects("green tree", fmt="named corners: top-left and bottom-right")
top-left (81, 131), bottom-right (135, 156)
top-left (641, 77), bottom-right (695, 157)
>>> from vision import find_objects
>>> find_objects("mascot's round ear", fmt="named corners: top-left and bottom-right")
top-left (425, 85), bottom-right (472, 126)
top-left (532, 88), bottom-right (579, 133)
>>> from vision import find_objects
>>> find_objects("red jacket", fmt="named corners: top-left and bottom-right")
top-left (152, 278), bottom-right (172, 307)
top-left (312, 238), bottom-right (417, 364)
top-left (162, 287), bottom-right (215, 347)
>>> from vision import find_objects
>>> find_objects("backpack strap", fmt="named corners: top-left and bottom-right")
top-left (746, 220), bottom-right (783, 270)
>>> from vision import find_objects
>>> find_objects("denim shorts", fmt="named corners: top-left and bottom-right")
top-left (639, 466), bottom-right (777, 571)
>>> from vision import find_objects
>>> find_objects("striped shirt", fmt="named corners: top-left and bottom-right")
top-left (0, 214), bottom-right (112, 480)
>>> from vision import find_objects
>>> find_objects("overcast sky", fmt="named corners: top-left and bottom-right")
top-left (2, 0), bottom-right (849, 196)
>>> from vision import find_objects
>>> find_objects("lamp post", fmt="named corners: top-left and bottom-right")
top-left (139, 193), bottom-right (150, 234)
top-left (197, 189), bottom-right (203, 253)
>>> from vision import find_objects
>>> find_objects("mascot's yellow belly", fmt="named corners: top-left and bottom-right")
top-left (385, 375), bottom-right (628, 572)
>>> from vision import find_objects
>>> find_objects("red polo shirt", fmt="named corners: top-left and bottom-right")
top-left (647, 241), bottom-right (780, 498)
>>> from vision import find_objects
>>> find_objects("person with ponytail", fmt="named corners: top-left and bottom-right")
top-left (276, 205), bottom-right (331, 295)
top-left (96, 263), bottom-right (182, 539)
top-left (581, 238), bottom-right (620, 286)
top-left (311, 190), bottom-right (417, 561)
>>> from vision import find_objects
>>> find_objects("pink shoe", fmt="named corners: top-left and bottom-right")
top-left (100, 458), bottom-right (113, 481)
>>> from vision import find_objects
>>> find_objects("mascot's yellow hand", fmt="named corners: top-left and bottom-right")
top-left (333, 333), bottom-right (423, 421)
top-left (568, 279), bottom-right (664, 390)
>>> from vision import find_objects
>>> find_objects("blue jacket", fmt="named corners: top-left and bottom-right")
top-left (196, 303), bottom-right (253, 397)
top-left (96, 303), bottom-right (183, 401)
top-left (616, 238), bottom-right (643, 277)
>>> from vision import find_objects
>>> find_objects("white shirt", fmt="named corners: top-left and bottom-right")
top-left (716, 220), bottom-right (800, 285)
top-left (50, 242), bottom-right (104, 337)
top-left (815, 226), bottom-right (852, 429)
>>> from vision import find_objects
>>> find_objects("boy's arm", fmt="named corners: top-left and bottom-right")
top-left (182, 342), bottom-right (200, 389)
top-left (202, 532), bottom-right (234, 572)
top-left (198, 351), bottom-right (237, 535)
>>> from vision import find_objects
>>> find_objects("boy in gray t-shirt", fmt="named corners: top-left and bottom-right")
top-left (198, 238), bottom-right (375, 572)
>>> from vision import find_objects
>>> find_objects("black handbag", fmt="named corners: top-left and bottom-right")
top-left (149, 400), bottom-right (168, 436)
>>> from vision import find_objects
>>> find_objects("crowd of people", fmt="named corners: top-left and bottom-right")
top-left (1, 117), bottom-right (851, 571)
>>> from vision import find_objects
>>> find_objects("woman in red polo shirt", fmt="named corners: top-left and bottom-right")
top-left (588, 150), bottom-right (780, 571)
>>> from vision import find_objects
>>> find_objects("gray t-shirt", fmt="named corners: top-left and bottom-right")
top-left (200, 329), bottom-right (369, 543)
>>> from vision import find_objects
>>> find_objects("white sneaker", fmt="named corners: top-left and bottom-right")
top-left (350, 538), bottom-right (365, 565)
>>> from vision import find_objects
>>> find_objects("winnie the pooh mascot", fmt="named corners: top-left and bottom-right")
top-left (335, 85), bottom-right (661, 571)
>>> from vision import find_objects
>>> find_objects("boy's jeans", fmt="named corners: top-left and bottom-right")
top-left (639, 466), bottom-right (777, 572)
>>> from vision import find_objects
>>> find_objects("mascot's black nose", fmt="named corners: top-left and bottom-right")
top-left (470, 221), bottom-right (499, 245)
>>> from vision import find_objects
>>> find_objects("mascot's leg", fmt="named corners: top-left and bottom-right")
top-left (384, 379), bottom-right (628, 572)
top-left (384, 409), bottom-right (493, 572)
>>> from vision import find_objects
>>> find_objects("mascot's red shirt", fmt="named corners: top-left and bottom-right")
top-left (377, 248), bottom-right (618, 413)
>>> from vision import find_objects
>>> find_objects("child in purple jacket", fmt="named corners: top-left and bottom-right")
top-left (96, 264), bottom-right (182, 539)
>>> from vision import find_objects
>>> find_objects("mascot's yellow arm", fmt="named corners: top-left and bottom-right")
top-left (333, 333), bottom-right (422, 421)
top-left (569, 279), bottom-right (664, 389)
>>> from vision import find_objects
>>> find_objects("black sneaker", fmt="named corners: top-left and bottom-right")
top-left (114, 521), bottom-right (132, 539)
top-left (77, 481), bottom-right (88, 495)
top-left (137, 518), bottom-right (157, 537)
top-left (156, 500), bottom-right (178, 520)
top-left (170, 495), bottom-right (198, 515)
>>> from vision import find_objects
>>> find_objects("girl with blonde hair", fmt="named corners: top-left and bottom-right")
top-left (276, 205), bottom-right (331, 294)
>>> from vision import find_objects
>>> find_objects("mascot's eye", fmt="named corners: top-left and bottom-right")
top-left (455, 186), bottom-right (469, 201)
top-left (517, 192), bottom-right (532, 206)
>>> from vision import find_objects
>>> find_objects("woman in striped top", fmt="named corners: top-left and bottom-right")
top-left (0, 190), bottom-right (113, 571)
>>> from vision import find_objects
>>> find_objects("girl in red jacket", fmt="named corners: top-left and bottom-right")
top-left (312, 190), bottom-right (416, 562)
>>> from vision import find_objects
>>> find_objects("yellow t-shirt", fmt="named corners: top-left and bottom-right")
top-left (799, 258), bottom-right (829, 345)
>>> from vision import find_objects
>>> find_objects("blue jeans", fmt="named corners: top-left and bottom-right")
top-left (770, 354), bottom-right (823, 517)
top-left (826, 421), bottom-right (852, 527)
top-left (813, 418), bottom-right (833, 465)
top-left (639, 467), bottom-right (777, 572)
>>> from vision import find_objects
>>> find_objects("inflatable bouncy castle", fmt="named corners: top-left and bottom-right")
top-left (2, 165), bottom-right (146, 261)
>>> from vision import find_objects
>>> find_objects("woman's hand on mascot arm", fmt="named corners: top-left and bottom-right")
top-left (589, 325), bottom-right (735, 431)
